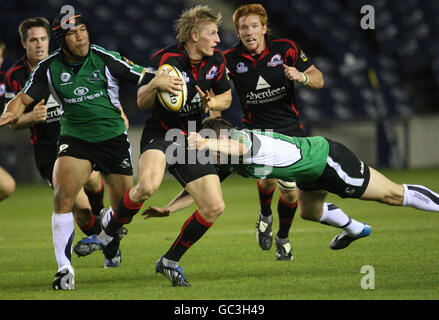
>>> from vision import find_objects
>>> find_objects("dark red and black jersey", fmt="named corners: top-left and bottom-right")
top-left (0, 70), bottom-right (5, 111)
top-left (139, 43), bottom-right (231, 133)
top-left (224, 34), bottom-right (313, 134)
top-left (5, 56), bottom-right (62, 146)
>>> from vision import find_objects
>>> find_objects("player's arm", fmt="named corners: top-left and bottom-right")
top-left (137, 68), bottom-right (183, 111)
top-left (141, 168), bottom-right (230, 219)
top-left (8, 98), bottom-right (47, 130)
top-left (0, 92), bottom-right (35, 127)
top-left (282, 64), bottom-right (324, 89)
top-left (188, 131), bottom-right (249, 156)
top-left (195, 86), bottom-right (232, 113)
top-left (141, 190), bottom-right (195, 219)
top-left (302, 65), bottom-right (324, 89)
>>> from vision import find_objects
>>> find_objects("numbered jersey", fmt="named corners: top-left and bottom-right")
top-left (21, 45), bottom-right (145, 142)
top-left (220, 129), bottom-right (329, 182)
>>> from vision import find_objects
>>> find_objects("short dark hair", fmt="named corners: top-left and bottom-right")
top-left (201, 117), bottom-right (233, 136)
top-left (18, 17), bottom-right (50, 42)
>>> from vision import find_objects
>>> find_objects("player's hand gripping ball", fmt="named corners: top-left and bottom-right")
top-left (157, 64), bottom-right (187, 112)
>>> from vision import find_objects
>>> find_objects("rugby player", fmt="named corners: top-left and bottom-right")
top-left (4, 17), bottom-right (108, 237)
top-left (224, 4), bottom-right (324, 260)
top-left (75, 5), bottom-right (232, 287)
top-left (147, 117), bottom-right (439, 255)
top-left (0, 9), bottom-right (146, 290)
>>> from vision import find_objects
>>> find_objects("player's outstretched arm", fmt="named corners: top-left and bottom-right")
top-left (188, 131), bottom-right (248, 156)
top-left (0, 92), bottom-right (35, 127)
top-left (141, 189), bottom-right (194, 219)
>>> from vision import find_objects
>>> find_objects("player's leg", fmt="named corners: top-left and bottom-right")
top-left (163, 174), bottom-right (224, 260)
top-left (255, 178), bottom-right (276, 250)
top-left (83, 170), bottom-right (105, 216)
top-left (52, 156), bottom-right (93, 290)
top-left (157, 163), bottom-right (224, 287)
top-left (74, 133), bottom-right (137, 264)
top-left (0, 166), bottom-right (15, 201)
top-left (275, 181), bottom-right (298, 261)
top-left (73, 187), bottom-right (102, 236)
top-left (298, 189), bottom-right (370, 249)
top-left (103, 149), bottom-right (166, 238)
top-left (361, 166), bottom-right (439, 212)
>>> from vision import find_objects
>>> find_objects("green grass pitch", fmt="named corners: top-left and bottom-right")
top-left (0, 168), bottom-right (438, 300)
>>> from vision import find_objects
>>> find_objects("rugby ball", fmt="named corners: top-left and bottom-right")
top-left (156, 64), bottom-right (187, 112)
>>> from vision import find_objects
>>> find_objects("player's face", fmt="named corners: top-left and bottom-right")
top-left (195, 22), bottom-right (220, 57)
top-left (64, 24), bottom-right (89, 58)
top-left (237, 14), bottom-right (267, 55)
top-left (22, 27), bottom-right (49, 63)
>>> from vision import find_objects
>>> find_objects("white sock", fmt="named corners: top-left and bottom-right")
top-left (403, 184), bottom-right (439, 212)
top-left (320, 203), bottom-right (364, 235)
top-left (98, 230), bottom-right (113, 246)
top-left (52, 212), bottom-right (75, 274)
top-left (101, 207), bottom-right (113, 229)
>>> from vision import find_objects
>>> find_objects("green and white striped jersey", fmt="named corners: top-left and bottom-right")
top-left (219, 129), bottom-right (329, 182)
top-left (22, 45), bottom-right (146, 142)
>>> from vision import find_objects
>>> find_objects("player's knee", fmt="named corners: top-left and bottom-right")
top-left (53, 187), bottom-right (75, 211)
top-left (299, 206), bottom-right (320, 221)
top-left (0, 179), bottom-right (15, 200)
top-left (135, 180), bottom-right (159, 201)
top-left (258, 179), bottom-right (276, 190)
top-left (199, 200), bottom-right (225, 221)
top-left (279, 188), bottom-right (298, 203)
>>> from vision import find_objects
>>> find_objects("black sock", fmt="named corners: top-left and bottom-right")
top-left (257, 180), bottom-right (276, 217)
top-left (85, 180), bottom-right (105, 216)
top-left (78, 213), bottom-right (102, 236)
top-left (164, 210), bottom-right (212, 262)
top-left (277, 197), bottom-right (297, 239)
top-left (105, 189), bottom-right (143, 237)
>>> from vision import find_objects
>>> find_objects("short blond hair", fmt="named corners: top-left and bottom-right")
top-left (174, 5), bottom-right (222, 43)
top-left (232, 3), bottom-right (269, 32)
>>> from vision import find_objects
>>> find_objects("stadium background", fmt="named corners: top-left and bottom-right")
top-left (1, 0), bottom-right (438, 182)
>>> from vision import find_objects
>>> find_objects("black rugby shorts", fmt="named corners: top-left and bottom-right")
top-left (297, 139), bottom-right (370, 198)
top-left (140, 126), bottom-right (218, 187)
top-left (57, 133), bottom-right (133, 175)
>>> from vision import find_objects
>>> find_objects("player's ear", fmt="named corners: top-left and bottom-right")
top-left (262, 23), bottom-right (267, 35)
top-left (190, 31), bottom-right (199, 42)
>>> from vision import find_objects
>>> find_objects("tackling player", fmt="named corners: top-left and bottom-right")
top-left (75, 5), bottom-right (232, 287)
top-left (148, 117), bottom-right (439, 256)
top-left (224, 4), bottom-right (324, 260)
top-left (0, 9), bottom-right (146, 290)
